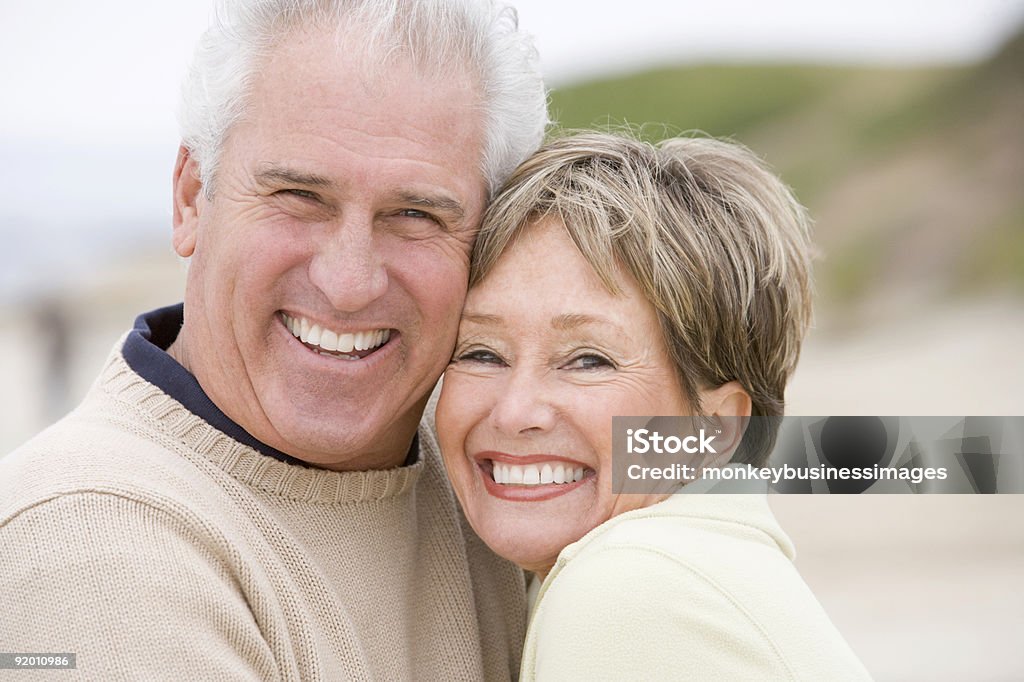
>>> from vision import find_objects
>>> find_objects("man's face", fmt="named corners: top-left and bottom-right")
top-left (171, 29), bottom-right (486, 470)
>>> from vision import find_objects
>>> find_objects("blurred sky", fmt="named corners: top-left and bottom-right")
top-left (2, 0), bottom-right (1023, 301)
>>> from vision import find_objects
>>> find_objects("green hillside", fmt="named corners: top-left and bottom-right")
top-left (548, 29), bottom-right (1024, 322)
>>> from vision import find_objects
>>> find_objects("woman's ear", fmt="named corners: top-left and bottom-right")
top-left (702, 381), bottom-right (752, 418)
top-left (699, 381), bottom-right (752, 465)
top-left (172, 145), bottom-right (203, 258)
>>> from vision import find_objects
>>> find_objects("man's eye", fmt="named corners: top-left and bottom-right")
top-left (564, 353), bottom-right (614, 371)
top-left (281, 188), bottom-right (320, 200)
top-left (455, 349), bottom-right (506, 366)
top-left (399, 208), bottom-right (437, 222)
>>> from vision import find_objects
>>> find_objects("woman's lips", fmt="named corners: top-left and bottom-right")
top-left (474, 451), bottom-right (595, 502)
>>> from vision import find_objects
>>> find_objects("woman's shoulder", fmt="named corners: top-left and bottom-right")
top-left (542, 494), bottom-right (826, 638)
top-left (523, 496), bottom-right (872, 681)
top-left (559, 493), bottom-right (794, 573)
top-left (539, 502), bottom-right (798, 636)
top-left (527, 539), bottom-right (803, 681)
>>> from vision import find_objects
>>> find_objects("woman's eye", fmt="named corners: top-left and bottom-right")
top-left (455, 349), bottom-right (505, 366)
top-left (564, 353), bottom-right (614, 371)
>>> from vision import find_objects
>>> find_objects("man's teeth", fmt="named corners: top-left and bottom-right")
top-left (281, 313), bottom-right (390, 355)
top-left (492, 461), bottom-right (586, 486)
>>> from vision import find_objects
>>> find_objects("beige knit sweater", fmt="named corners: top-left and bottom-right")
top-left (0, 342), bottom-right (526, 680)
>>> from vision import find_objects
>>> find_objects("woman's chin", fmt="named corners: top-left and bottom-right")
top-left (456, 466), bottom-right (607, 573)
top-left (488, 535), bottom-right (564, 577)
top-left (471, 511), bottom-right (598, 576)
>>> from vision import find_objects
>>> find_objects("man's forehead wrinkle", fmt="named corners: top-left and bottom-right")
top-left (246, 125), bottom-right (472, 182)
top-left (292, 104), bottom-right (473, 158)
top-left (254, 165), bottom-right (335, 188)
top-left (258, 95), bottom-right (469, 156)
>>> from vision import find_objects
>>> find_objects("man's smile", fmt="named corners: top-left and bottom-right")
top-left (280, 312), bottom-right (392, 360)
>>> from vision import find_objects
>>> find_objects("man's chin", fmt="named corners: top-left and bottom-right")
top-left (263, 398), bottom-right (423, 471)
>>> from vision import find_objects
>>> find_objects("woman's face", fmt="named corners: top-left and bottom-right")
top-left (437, 218), bottom-right (691, 575)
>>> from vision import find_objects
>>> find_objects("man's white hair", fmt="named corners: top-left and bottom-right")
top-left (178, 0), bottom-right (549, 197)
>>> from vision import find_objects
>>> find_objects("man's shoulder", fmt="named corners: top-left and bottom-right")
top-left (0, 413), bottom-right (277, 681)
top-left (0, 397), bottom-right (220, 525)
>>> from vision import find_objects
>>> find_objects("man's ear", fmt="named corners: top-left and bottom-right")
top-left (172, 145), bottom-right (203, 258)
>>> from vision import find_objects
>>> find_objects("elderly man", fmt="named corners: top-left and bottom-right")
top-left (0, 0), bottom-right (547, 678)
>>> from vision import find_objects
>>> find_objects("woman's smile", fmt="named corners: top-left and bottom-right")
top-left (475, 451), bottom-right (595, 501)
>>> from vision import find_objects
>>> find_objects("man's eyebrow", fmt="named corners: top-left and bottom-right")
top-left (254, 166), bottom-right (334, 189)
top-left (395, 191), bottom-right (466, 222)
top-left (552, 313), bottom-right (624, 334)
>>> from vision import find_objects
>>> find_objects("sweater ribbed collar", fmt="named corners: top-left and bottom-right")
top-left (104, 305), bottom-right (424, 504)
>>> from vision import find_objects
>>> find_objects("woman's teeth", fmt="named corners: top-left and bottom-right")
top-left (491, 461), bottom-right (586, 486)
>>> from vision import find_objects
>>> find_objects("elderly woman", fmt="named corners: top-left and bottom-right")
top-left (437, 132), bottom-right (870, 680)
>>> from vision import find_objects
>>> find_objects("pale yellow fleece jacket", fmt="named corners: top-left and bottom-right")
top-left (521, 491), bottom-right (872, 681)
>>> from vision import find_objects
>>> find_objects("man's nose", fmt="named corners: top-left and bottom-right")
top-left (489, 368), bottom-right (558, 436)
top-left (308, 215), bottom-right (388, 312)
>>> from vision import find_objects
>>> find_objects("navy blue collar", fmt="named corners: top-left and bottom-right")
top-left (122, 304), bottom-right (312, 468)
top-left (123, 304), bottom-right (419, 468)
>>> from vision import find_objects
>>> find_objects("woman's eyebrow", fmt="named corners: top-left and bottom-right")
top-left (551, 313), bottom-right (624, 334)
top-left (461, 312), bottom-right (504, 326)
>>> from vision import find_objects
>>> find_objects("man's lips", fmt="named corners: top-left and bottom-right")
top-left (281, 312), bottom-right (393, 360)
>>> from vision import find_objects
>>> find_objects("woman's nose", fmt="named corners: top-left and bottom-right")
top-left (489, 368), bottom-right (558, 436)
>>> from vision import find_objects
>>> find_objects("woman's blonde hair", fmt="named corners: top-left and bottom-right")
top-left (471, 132), bottom-right (813, 464)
